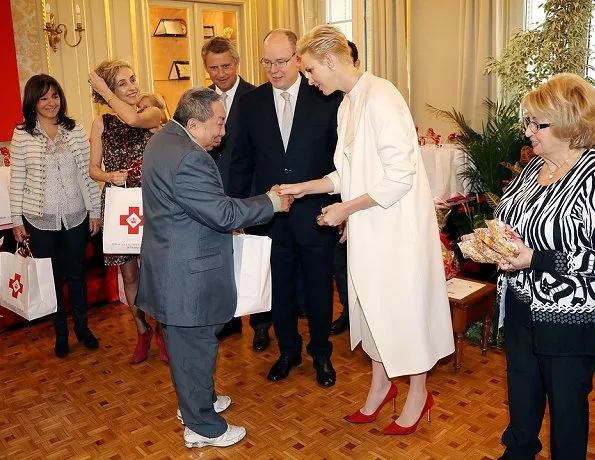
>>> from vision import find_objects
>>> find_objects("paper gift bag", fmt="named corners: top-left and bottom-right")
top-left (103, 187), bottom-right (144, 254)
top-left (233, 234), bottom-right (272, 317)
top-left (0, 250), bottom-right (57, 321)
top-left (0, 167), bottom-right (11, 225)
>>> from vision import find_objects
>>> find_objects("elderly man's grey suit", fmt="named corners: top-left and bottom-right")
top-left (137, 120), bottom-right (274, 437)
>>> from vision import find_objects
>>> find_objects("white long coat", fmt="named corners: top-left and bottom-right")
top-left (327, 73), bottom-right (454, 378)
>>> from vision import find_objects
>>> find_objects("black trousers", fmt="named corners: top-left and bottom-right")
top-left (502, 287), bottom-right (595, 460)
top-left (163, 323), bottom-right (226, 438)
top-left (24, 217), bottom-right (90, 338)
top-left (270, 220), bottom-right (334, 360)
top-left (298, 240), bottom-right (348, 314)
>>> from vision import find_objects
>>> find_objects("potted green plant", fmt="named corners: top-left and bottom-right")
top-left (484, 0), bottom-right (594, 98)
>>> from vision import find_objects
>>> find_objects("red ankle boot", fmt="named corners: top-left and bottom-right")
top-left (155, 330), bottom-right (169, 363)
top-left (131, 327), bottom-right (153, 364)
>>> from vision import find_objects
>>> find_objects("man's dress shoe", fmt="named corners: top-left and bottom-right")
top-left (313, 359), bottom-right (336, 387)
top-left (252, 327), bottom-right (270, 352)
top-left (330, 314), bottom-right (349, 335)
top-left (267, 354), bottom-right (302, 381)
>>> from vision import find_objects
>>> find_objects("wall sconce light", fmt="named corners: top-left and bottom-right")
top-left (43, 2), bottom-right (85, 52)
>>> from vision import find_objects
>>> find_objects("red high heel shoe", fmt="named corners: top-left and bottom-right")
top-left (345, 384), bottom-right (398, 423)
top-left (155, 329), bottom-right (169, 363)
top-left (384, 392), bottom-right (434, 435)
top-left (131, 327), bottom-right (153, 364)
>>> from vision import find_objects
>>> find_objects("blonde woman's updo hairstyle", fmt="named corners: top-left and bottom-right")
top-left (297, 25), bottom-right (352, 65)
top-left (523, 73), bottom-right (595, 149)
top-left (92, 59), bottom-right (133, 105)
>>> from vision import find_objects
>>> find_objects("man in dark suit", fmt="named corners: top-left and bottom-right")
top-left (229, 29), bottom-right (342, 387)
top-left (201, 37), bottom-right (272, 350)
top-left (137, 87), bottom-right (291, 449)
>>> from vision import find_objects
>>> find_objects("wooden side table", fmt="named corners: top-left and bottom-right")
top-left (448, 277), bottom-right (496, 372)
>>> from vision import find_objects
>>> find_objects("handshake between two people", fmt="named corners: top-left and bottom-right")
top-left (275, 182), bottom-right (348, 243)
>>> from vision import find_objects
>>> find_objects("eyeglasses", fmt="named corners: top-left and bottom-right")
top-left (260, 52), bottom-right (295, 70)
top-left (523, 117), bottom-right (552, 134)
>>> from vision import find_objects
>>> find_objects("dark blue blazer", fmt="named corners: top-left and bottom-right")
top-left (229, 75), bottom-right (342, 243)
top-left (209, 77), bottom-right (255, 192)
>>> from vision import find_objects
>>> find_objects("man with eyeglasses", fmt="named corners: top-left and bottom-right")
top-left (201, 37), bottom-right (273, 349)
top-left (229, 29), bottom-right (342, 388)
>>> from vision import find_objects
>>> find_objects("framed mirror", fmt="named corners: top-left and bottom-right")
top-left (169, 61), bottom-right (191, 80)
top-left (153, 18), bottom-right (187, 37)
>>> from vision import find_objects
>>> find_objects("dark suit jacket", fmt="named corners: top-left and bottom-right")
top-left (136, 120), bottom-right (274, 327)
top-left (209, 77), bottom-right (255, 192)
top-left (229, 76), bottom-right (342, 243)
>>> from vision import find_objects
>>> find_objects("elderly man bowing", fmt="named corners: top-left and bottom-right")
top-left (136, 87), bottom-right (291, 449)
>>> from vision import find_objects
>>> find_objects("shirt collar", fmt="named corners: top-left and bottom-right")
top-left (214, 76), bottom-right (240, 101)
top-left (171, 118), bottom-right (208, 152)
top-left (272, 73), bottom-right (301, 101)
top-left (35, 119), bottom-right (64, 139)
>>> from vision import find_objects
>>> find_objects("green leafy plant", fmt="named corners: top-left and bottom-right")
top-left (428, 99), bottom-right (524, 200)
top-left (484, 0), bottom-right (594, 97)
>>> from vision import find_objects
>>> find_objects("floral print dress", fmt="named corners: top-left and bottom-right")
top-left (100, 113), bottom-right (152, 266)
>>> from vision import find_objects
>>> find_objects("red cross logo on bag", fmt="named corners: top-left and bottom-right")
top-left (120, 206), bottom-right (144, 234)
top-left (9, 273), bottom-right (24, 299)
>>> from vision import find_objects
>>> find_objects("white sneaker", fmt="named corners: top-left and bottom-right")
top-left (176, 395), bottom-right (232, 424)
top-left (184, 424), bottom-right (246, 448)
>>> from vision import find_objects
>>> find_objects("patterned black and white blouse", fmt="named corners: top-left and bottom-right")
top-left (495, 149), bottom-right (595, 354)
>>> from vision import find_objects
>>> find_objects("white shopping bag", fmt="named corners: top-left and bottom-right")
top-left (0, 249), bottom-right (57, 320)
top-left (0, 167), bottom-right (12, 225)
top-left (103, 187), bottom-right (143, 254)
top-left (233, 234), bottom-right (272, 317)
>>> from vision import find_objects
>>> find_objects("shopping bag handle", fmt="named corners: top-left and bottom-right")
top-left (16, 239), bottom-right (33, 258)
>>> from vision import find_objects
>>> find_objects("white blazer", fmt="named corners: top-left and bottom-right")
top-left (327, 72), bottom-right (454, 377)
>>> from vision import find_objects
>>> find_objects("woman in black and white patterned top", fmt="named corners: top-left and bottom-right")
top-left (493, 73), bottom-right (595, 460)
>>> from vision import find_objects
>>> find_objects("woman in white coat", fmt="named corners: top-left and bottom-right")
top-left (281, 25), bottom-right (454, 435)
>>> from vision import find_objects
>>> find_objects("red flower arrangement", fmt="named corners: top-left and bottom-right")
top-left (1, 146), bottom-right (9, 166)
top-left (417, 127), bottom-right (442, 147)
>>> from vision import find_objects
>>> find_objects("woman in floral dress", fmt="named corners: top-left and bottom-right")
top-left (88, 60), bottom-right (168, 364)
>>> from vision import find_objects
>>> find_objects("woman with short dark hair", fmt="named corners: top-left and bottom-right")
top-left (10, 74), bottom-right (101, 358)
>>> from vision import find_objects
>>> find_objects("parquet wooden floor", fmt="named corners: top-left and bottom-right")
top-left (1, 297), bottom-right (594, 460)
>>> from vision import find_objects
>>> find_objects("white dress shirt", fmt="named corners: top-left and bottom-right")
top-left (272, 74), bottom-right (301, 135)
top-left (214, 76), bottom-right (240, 120)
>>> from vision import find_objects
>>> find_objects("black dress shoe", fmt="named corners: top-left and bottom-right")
top-left (252, 327), bottom-right (270, 352)
top-left (330, 314), bottom-right (349, 335)
top-left (267, 354), bottom-right (302, 381)
top-left (217, 318), bottom-right (243, 339)
top-left (313, 359), bottom-right (336, 387)
top-left (54, 336), bottom-right (69, 358)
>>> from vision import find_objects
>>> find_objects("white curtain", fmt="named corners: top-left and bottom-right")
top-left (367, 0), bottom-right (409, 103)
top-left (456, 0), bottom-right (523, 129)
top-left (262, 0), bottom-right (319, 38)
